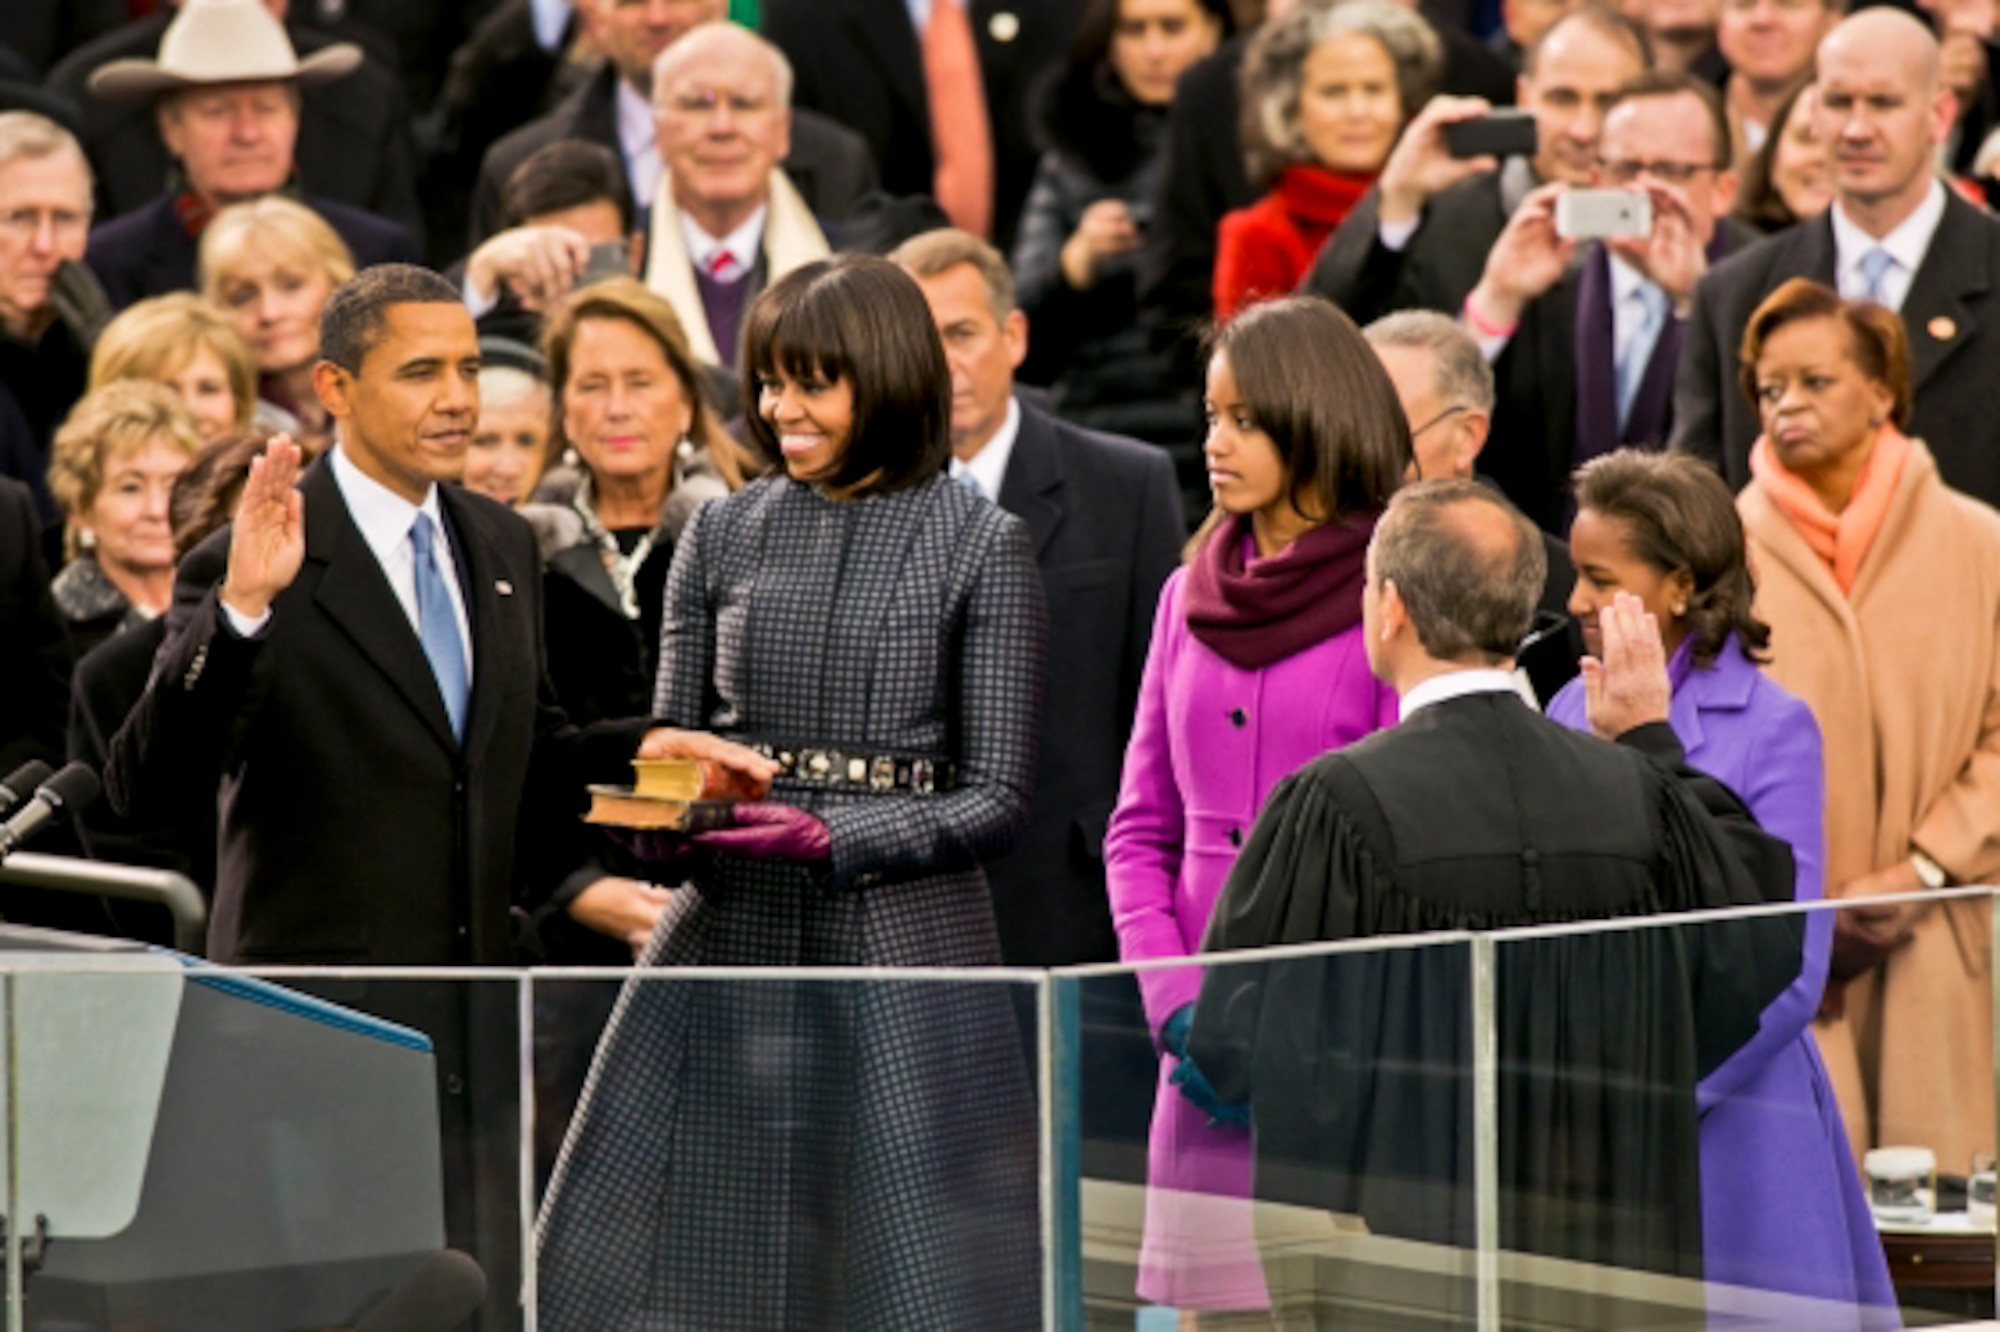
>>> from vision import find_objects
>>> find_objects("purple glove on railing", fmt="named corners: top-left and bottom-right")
top-left (692, 802), bottom-right (832, 863)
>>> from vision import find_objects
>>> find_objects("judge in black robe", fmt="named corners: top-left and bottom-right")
top-left (1186, 480), bottom-right (1802, 1286)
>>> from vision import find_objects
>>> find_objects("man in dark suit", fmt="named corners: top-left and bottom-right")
top-left (75, 0), bottom-right (417, 310)
top-left (1303, 5), bottom-right (1649, 328)
top-left (104, 267), bottom-right (695, 1318)
top-left (1187, 480), bottom-right (1800, 1274)
top-left (0, 474), bottom-right (68, 776)
top-left (895, 227), bottom-right (1183, 967)
top-left (0, 113), bottom-right (99, 525)
top-left (46, 0), bottom-right (422, 244)
top-left (1464, 72), bottom-right (1754, 531)
top-left (470, 0), bottom-right (876, 249)
top-left (1674, 8), bottom-right (2000, 506)
top-left (761, 0), bottom-right (1076, 251)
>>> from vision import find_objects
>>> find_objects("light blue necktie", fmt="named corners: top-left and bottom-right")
top-left (1614, 282), bottom-right (1669, 433)
top-left (410, 512), bottom-right (469, 740)
top-left (1858, 247), bottom-right (1895, 306)
top-left (952, 468), bottom-right (984, 501)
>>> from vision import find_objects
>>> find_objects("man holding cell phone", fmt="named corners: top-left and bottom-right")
top-left (1303, 5), bottom-right (1648, 326)
top-left (1460, 71), bottom-right (1754, 531)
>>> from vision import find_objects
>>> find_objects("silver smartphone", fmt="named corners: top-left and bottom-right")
top-left (1555, 189), bottom-right (1652, 241)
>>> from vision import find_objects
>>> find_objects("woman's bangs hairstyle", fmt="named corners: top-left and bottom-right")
top-left (1738, 276), bottom-right (1913, 429)
top-left (1193, 295), bottom-right (1411, 555)
top-left (742, 255), bottom-right (952, 495)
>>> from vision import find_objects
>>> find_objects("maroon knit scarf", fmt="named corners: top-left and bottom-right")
top-left (1185, 512), bottom-right (1378, 670)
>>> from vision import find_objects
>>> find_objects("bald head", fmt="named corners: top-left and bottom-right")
top-left (1820, 7), bottom-right (1940, 93)
top-left (1813, 5), bottom-right (1953, 228)
top-left (1368, 479), bottom-right (1545, 671)
top-left (652, 20), bottom-right (794, 109)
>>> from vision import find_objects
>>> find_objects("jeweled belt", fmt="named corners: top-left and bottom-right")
top-left (746, 742), bottom-right (958, 795)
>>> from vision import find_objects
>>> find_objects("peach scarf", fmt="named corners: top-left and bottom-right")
top-left (1748, 423), bottom-right (1912, 594)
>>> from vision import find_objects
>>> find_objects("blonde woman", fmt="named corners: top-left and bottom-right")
top-left (88, 293), bottom-right (259, 443)
top-left (199, 197), bottom-right (356, 454)
top-left (45, 381), bottom-right (203, 657)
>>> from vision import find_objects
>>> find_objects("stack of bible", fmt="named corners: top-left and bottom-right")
top-left (585, 758), bottom-right (766, 831)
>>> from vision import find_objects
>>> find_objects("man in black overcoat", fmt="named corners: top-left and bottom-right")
top-left (1672, 9), bottom-right (2000, 508)
top-left (1187, 480), bottom-right (1801, 1284)
top-left (104, 267), bottom-right (666, 1320)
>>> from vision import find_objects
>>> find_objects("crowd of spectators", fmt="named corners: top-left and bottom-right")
top-left (4, 0), bottom-right (2000, 1322)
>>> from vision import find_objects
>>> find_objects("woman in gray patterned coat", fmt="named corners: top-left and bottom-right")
top-left (536, 255), bottom-right (1049, 1329)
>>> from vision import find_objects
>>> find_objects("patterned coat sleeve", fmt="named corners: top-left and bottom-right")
top-left (821, 510), bottom-right (1048, 891)
top-left (652, 502), bottom-right (718, 728)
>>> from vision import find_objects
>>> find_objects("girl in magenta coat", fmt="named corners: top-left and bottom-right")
top-left (1104, 297), bottom-right (1409, 1311)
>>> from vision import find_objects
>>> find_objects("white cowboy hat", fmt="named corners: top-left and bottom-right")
top-left (88, 0), bottom-right (362, 102)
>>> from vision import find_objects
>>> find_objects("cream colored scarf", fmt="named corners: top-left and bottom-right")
top-left (643, 169), bottom-right (831, 365)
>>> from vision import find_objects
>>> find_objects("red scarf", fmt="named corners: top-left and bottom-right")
top-left (1185, 511), bottom-right (1377, 670)
top-left (1271, 164), bottom-right (1376, 249)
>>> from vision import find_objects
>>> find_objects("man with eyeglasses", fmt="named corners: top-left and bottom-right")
top-left (1366, 308), bottom-right (1581, 702)
top-left (0, 111), bottom-right (98, 525)
top-left (1674, 7), bottom-right (2000, 507)
top-left (1462, 71), bottom-right (1751, 533)
top-left (1304, 5), bottom-right (1648, 329)
top-left (468, 0), bottom-right (875, 251)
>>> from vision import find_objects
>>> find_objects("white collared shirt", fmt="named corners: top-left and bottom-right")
top-left (616, 77), bottom-right (661, 212)
top-left (948, 397), bottom-right (1021, 501)
top-left (1830, 177), bottom-right (1947, 312)
top-left (329, 445), bottom-right (474, 675)
top-left (1397, 667), bottom-right (1525, 722)
top-left (526, 0), bottom-right (573, 51)
top-left (679, 205), bottom-right (767, 284)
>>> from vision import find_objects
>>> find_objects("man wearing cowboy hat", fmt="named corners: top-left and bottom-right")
top-left (69, 0), bottom-right (417, 310)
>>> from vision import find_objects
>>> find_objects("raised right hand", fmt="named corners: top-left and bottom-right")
top-left (220, 434), bottom-right (305, 621)
top-left (1377, 95), bottom-right (1497, 227)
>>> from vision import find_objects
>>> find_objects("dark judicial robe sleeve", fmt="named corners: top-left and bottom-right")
top-left (1184, 716), bottom-right (1800, 1276)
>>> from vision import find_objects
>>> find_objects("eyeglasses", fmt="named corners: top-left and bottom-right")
top-left (1597, 159), bottom-right (1720, 186)
top-left (1410, 404), bottom-right (1469, 437)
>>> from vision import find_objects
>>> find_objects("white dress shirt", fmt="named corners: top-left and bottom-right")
top-left (680, 205), bottom-right (767, 284)
top-left (617, 77), bottom-right (661, 213)
top-left (1608, 253), bottom-right (1666, 371)
top-left (1398, 667), bottom-right (1531, 721)
top-left (526, 0), bottom-right (573, 51)
top-left (1830, 177), bottom-right (1947, 312)
top-left (948, 397), bottom-right (1021, 501)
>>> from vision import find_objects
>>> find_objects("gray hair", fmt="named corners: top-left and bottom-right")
top-left (1241, 0), bottom-right (1442, 185)
top-left (1372, 478), bottom-right (1545, 663)
top-left (1364, 309), bottom-right (1496, 414)
top-left (0, 111), bottom-right (91, 185)
top-left (888, 227), bottom-right (1016, 319)
top-left (652, 21), bottom-right (795, 111)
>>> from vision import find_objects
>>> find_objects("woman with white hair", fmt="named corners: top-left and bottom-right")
top-left (1214, 0), bottom-right (1442, 319)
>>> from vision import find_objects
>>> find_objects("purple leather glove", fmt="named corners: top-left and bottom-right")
top-left (603, 827), bottom-right (702, 869)
top-left (692, 802), bottom-right (832, 862)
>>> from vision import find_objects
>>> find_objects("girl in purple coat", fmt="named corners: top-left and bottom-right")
top-left (1548, 451), bottom-right (1894, 1321)
top-left (1104, 296), bottom-right (1407, 1312)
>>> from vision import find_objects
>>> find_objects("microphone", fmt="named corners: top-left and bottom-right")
top-left (355, 1250), bottom-right (488, 1331)
top-left (0, 763), bottom-right (99, 859)
top-left (0, 760), bottom-right (53, 818)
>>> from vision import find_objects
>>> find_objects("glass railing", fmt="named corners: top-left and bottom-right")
top-left (2, 889), bottom-right (1994, 1329)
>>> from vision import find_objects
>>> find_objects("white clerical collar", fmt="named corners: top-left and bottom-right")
top-left (1831, 177), bottom-right (1947, 287)
top-left (330, 442), bottom-right (441, 563)
top-left (679, 204), bottom-right (767, 281)
top-left (1398, 668), bottom-right (1523, 721)
top-left (948, 396), bottom-right (1021, 502)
